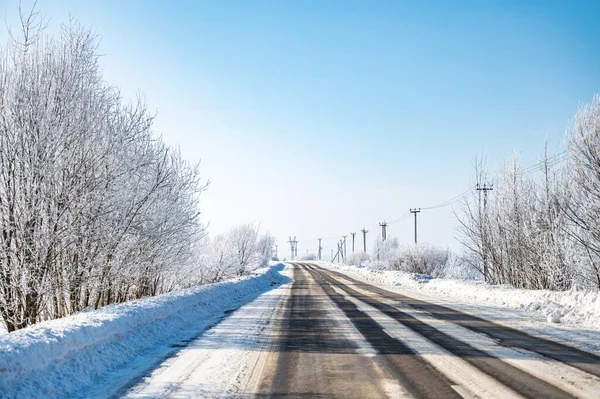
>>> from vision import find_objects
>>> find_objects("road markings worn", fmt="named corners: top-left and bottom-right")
top-left (329, 283), bottom-right (521, 399)
top-left (339, 275), bottom-right (600, 399)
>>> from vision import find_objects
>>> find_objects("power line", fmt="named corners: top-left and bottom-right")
top-left (297, 235), bottom-right (339, 243)
top-left (296, 151), bottom-right (569, 249)
top-left (521, 151), bottom-right (568, 174)
top-left (522, 154), bottom-right (568, 175)
top-left (420, 185), bottom-right (477, 210)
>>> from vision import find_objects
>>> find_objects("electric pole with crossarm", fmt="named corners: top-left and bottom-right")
top-left (361, 227), bottom-right (368, 252)
top-left (477, 183), bottom-right (493, 282)
top-left (410, 209), bottom-right (421, 244)
top-left (379, 221), bottom-right (388, 241)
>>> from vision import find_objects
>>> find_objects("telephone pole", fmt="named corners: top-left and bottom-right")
top-left (410, 209), bottom-right (421, 244)
top-left (294, 238), bottom-right (298, 259)
top-left (275, 244), bottom-right (278, 259)
top-left (477, 183), bottom-right (494, 282)
top-left (351, 232), bottom-right (356, 253)
top-left (333, 240), bottom-right (343, 263)
top-left (318, 238), bottom-right (323, 260)
top-left (342, 235), bottom-right (347, 261)
top-left (379, 221), bottom-right (388, 241)
top-left (361, 227), bottom-right (368, 252)
top-left (288, 236), bottom-right (297, 260)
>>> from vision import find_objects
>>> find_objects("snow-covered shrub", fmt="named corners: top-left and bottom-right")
top-left (443, 254), bottom-right (482, 280)
top-left (346, 251), bottom-right (371, 266)
top-left (389, 244), bottom-right (451, 277)
top-left (371, 238), bottom-right (400, 268)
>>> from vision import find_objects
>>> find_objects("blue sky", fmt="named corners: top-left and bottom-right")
top-left (2, 1), bottom-right (599, 256)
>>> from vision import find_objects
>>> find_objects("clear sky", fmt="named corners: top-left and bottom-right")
top-left (2, 0), bottom-right (599, 258)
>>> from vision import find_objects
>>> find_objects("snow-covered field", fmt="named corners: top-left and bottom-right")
top-left (0, 263), bottom-right (291, 399)
top-left (319, 261), bottom-right (600, 356)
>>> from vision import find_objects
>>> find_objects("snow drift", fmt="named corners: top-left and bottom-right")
top-left (0, 264), bottom-right (290, 399)
top-left (321, 262), bottom-right (600, 329)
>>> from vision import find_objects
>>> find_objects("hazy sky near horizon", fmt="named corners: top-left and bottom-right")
top-left (2, 1), bottom-right (599, 257)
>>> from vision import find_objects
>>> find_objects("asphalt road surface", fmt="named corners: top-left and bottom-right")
top-left (124, 263), bottom-right (600, 399)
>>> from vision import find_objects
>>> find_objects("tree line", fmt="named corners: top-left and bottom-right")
top-left (458, 95), bottom-right (600, 290)
top-left (0, 13), bottom-right (277, 333)
top-left (0, 18), bottom-right (208, 331)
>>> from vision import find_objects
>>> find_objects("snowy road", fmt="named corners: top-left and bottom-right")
top-left (119, 263), bottom-right (600, 398)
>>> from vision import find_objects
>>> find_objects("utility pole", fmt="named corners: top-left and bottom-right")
top-left (293, 238), bottom-right (298, 259)
top-left (477, 183), bottom-right (494, 282)
top-left (275, 244), bottom-right (278, 259)
top-left (410, 209), bottom-right (421, 244)
top-left (342, 235), bottom-right (347, 261)
top-left (331, 249), bottom-right (334, 261)
top-left (318, 238), bottom-right (323, 260)
top-left (379, 221), bottom-right (388, 241)
top-left (361, 227), bottom-right (368, 253)
top-left (338, 240), bottom-right (344, 263)
top-left (288, 236), bottom-right (297, 260)
top-left (351, 232), bottom-right (356, 253)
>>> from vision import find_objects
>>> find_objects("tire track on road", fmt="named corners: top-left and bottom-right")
top-left (256, 264), bottom-right (406, 398)
top-left (294, 264), bottom-right (463, 399)
top-left (304, 263), bottom-right (577, 399)
top-left (323, 265), bottom-right (600, 379)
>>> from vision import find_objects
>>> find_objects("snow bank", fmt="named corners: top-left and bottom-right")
top-left (0, 264), bottom-right (290, 399)
top-left (319, 262), bottom-right (600, 329)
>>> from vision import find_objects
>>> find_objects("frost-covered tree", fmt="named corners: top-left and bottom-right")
top-left (564, 95), bottom-right (600, 288)
top-left (458, 143), bottom-right (577, 289)
top-left (0, 9), bottom-right (205, 331)
top-left (256, 233), bottom-right (276, 266)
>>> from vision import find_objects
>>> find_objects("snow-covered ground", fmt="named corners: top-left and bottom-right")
top-left (121, 264), bottom-right (293, 398)
top-left (0, 263), bottom-right (291, 399)
top-left (319, 261), bottom-right (600, 356)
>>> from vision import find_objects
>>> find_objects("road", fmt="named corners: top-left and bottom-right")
top-left (122, 263), bottom-right (600, 399)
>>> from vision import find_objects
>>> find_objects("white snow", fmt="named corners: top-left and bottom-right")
top-left (0, 263), bottom-right (291, 399)
top-left (120, 264), bottom-right (293, 399)
top-left (318, 261), bottom-right (600, 330)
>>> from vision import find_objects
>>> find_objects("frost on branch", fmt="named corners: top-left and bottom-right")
top-left (0, 13), bottom-right (205, 331)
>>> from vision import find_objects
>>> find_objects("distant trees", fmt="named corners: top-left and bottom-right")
top-left (0, 12), bottom-right (205, 331)
top-left (194, 225), bottom-right (275, 285)
top-left (353, 237), bottom-right (452, 277)
top-left (458, 95), bottom-right (600, 290)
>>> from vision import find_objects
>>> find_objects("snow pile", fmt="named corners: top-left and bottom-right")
top-left (0, 264), bottom-right (290, 399)
top-left (320, 262), bottom-right (600, 329)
